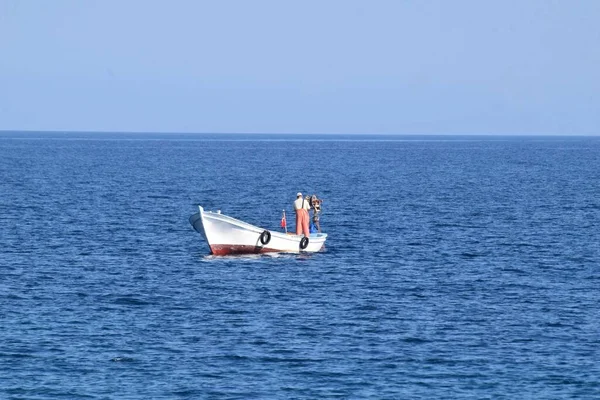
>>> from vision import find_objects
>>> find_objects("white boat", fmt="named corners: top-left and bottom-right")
top-left (189, 206), bottom-right (327, 255)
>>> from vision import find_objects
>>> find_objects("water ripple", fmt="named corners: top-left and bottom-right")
top-left (1, 136), bottom-right (599, 399)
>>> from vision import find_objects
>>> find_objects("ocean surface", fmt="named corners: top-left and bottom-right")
top-left (1, 132), bottom-right (599, 399)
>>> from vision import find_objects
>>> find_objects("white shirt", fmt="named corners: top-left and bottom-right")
top-left (294, 197), bottom-right (310, 211)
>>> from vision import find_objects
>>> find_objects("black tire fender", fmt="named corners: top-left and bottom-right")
top-left (259, 230), bottom-right (271, 245)
top-left (300, 236), bottom-right (309, 250)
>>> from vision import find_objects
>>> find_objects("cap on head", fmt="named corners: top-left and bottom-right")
top-left (297, 192), bottom-right (302, 197)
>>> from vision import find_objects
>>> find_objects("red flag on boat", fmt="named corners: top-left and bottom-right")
top-left (281, 210), bottom-right (287, 233)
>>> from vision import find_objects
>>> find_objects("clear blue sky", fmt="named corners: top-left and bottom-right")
top-left (1, 0), bottom-right (599, 134)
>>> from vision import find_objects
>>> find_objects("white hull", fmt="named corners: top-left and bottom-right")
top-left (189, 206), bottom-right (327, 255)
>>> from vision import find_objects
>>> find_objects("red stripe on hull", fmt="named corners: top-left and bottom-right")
top-left (210, 244), bottom-right (279, 256)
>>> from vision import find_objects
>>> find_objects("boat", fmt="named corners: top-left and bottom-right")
top-left (189, 206), bottom-right (327, 255)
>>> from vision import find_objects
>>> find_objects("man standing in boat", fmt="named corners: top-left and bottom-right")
top-left (310, 194), bottom-right (322, 233)
top-left (294, 192), bottom-right (310, 237)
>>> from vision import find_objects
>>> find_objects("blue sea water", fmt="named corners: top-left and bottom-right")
top-left (1, 132), bottom-right (599, 399)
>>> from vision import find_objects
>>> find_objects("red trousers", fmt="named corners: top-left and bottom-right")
top-left (295, 209), bottom-right (310, 236)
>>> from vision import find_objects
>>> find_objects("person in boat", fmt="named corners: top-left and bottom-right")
top-left (310, 194), bottom-right (322, 233)
top-left (294, 192), bottom-right (311, 236)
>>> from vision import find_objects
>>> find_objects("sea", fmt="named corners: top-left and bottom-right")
top-left (1, 132), bottom-right (599, 399)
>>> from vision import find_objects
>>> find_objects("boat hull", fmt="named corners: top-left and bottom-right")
top-left (189, 206), bottom-right (327, 255)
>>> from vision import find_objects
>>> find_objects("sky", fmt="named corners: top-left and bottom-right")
top-left (1, 0), bottom-right (599, 135)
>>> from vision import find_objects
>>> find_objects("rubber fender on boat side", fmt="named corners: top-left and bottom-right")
top-left (300, 236), bottom-right (309, 250)
top-left (260, 230), bottom-right (271, 245)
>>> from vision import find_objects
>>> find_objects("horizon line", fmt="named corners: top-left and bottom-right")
top-left (1, 129), bottom-right (598, 137)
